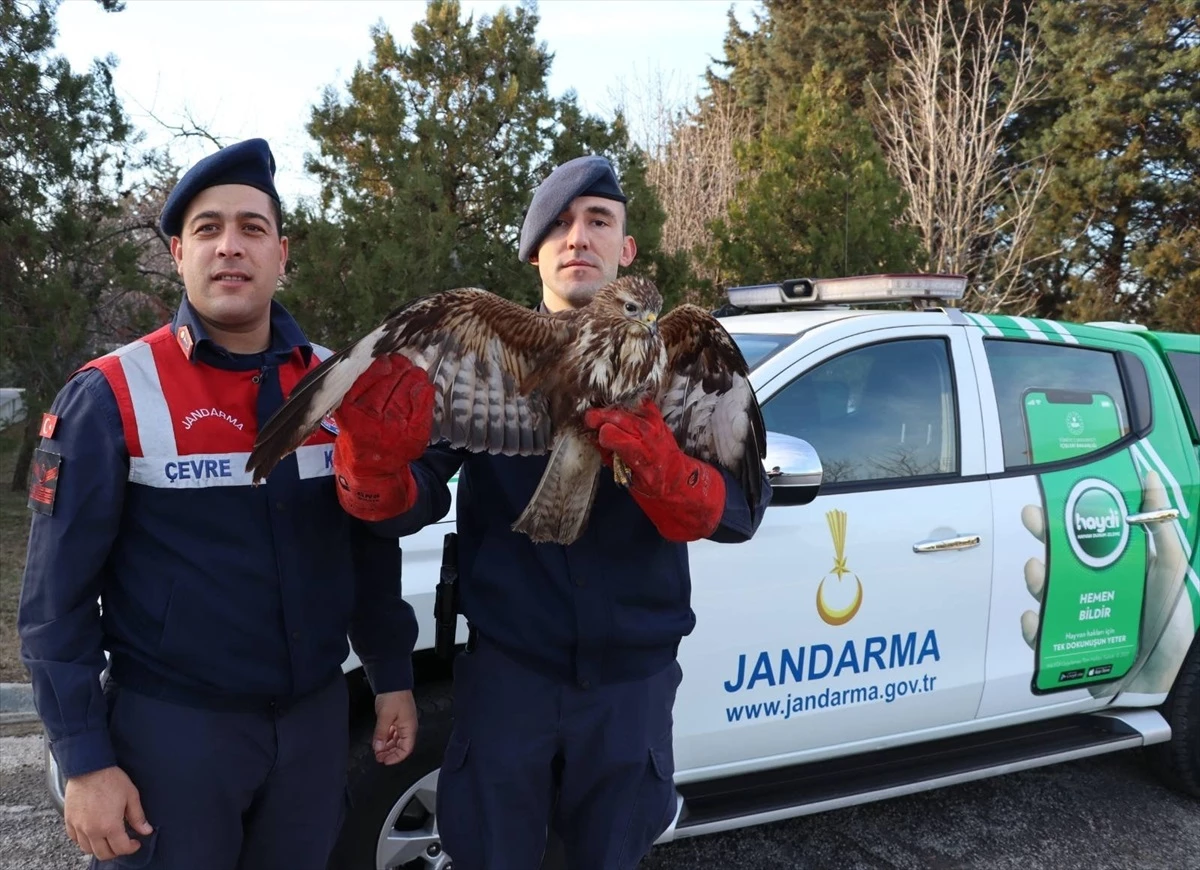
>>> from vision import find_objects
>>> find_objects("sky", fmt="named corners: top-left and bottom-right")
top-left (53, 0), bottom-right (757, 206)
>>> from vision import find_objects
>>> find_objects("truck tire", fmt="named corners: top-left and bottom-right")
top-left (329, 680), bottom-right (455, 870)
top-left (1146, 633), bottom-right (1200, 798)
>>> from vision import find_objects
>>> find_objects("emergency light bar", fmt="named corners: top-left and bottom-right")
top-left (726, 273), bottom-right (968, 309)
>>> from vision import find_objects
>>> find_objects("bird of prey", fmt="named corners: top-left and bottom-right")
top-left (246, 275), bottom-right (765, 545)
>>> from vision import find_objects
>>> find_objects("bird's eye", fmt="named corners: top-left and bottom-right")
top-left (624, 302), bottom-right (639, 314)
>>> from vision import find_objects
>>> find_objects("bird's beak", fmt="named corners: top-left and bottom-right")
top-left (643, 311), bottom-right (658, 332)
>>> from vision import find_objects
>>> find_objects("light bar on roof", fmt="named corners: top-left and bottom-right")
top-left (726, 273), bottom-right (968, 309)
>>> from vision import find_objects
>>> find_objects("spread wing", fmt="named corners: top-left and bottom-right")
top-left (656, 304), bottom-right (767, 507)
top-left (247, 288), bottom-right (571, 483)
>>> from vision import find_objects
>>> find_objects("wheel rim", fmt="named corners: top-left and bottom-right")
top-left (374, 769), bottom-right (451, 869)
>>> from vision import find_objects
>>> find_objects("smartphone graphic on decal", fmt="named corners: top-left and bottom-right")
top-left (1022, 389), bottom-right (1147, 694)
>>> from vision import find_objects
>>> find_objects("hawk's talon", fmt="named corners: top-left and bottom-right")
top-left (613, 454), bottom-right (631, 487)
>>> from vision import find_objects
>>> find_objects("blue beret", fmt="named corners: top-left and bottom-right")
top-left (518, 155), bottom-right (626, 263)
top-left (159, 138), bottom-right (282, 237)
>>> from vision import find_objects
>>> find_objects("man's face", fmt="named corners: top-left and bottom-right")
top-left (169, 184), bottom-right (288, 332)
top-left (531, 195), bottom-right (636, 311)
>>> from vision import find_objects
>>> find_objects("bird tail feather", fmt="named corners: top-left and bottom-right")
top-left (512, 428), bottom-right (601, 545)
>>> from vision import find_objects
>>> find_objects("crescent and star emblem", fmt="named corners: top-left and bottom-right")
top-left (816, 509), bottom-right (863, 626)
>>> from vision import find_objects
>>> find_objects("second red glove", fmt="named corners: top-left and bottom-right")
top-left (584, 397), bottom-right (726, 543)
top-left (331, 355), bottom-right (435, 521)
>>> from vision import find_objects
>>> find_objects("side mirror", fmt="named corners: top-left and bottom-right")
top-left (763, 431), bottom-right (822, 506)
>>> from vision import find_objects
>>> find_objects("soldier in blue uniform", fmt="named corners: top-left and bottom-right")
top-left (331, 155), bottom-right (772, 868)
top-left (17, 138), bottom-right (422, 869)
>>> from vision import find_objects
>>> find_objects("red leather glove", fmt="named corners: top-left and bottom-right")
top-left (584, 397), bottom-right (727, 543)
top-left (331, 355), bottom-right (435, 521)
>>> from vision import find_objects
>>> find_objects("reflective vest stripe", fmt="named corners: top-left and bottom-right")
top-left (296, 442), bottom-right (335, 479)
top-left (91, 344), bottom-right (143, 458)
top-left (115, 339), bottom-right (179, 458)
top-left (129, 443), bottom-right (333, 488)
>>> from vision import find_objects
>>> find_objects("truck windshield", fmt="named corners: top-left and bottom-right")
top-left (730, 333), bottom-right (796, 370)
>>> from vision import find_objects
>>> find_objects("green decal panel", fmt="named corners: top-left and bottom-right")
top-left (975, 317), bottom-right (1200, 671)
top-left (1031, 447), bottom-right (1147, 692)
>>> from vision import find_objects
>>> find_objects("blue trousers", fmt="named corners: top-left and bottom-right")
top-left (436, 636), bottom-right (682, 870)
top-left (92, 677), bottom-right (347, 870)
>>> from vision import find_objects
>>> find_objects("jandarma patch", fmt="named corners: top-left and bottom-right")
top-left (27, 448), bottom-right (62, 516)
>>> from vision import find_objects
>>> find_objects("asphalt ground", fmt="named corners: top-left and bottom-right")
top-left (640, 748), bottom-right (1200, 870)
top-left (2, 731), bottom-right (1196, 870)
top-left (1, 731), bottom-right (88, 870)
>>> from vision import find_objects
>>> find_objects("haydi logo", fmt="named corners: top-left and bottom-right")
top-left (1065, 479), bottom-right (1129, 569)
top-left (1074, 505), bottom-right (1120, 535)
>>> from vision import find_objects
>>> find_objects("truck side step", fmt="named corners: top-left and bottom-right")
top-left (668, 710), bottom-right (1169, 840)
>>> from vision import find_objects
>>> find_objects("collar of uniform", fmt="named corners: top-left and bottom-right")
top-left (171, 297), bottom-right (313, 368)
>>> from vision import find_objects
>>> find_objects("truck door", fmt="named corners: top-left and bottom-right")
top-left (970, 319), bottom-right (1198, 718)
top-left (675, 324), bottom-right (993, 773)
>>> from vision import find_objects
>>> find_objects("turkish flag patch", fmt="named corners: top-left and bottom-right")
top-left (27, 448), bottom-right (62, 516)
top-left (39, 413), bottom-right (58, 439)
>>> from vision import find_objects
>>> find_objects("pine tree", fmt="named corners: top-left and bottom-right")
top-left (715, 0), bottom-right (907, 119)
top-left (283, 0), bottom-right (674, 347)
top-left (1018, 1), bottom-right (1199, 328)
top-left (0, 0), bottom-right (162, 489)
top-left (708, 70), bottom-right (921, 288)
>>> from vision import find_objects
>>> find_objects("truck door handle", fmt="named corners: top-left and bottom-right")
top-left (1126, 508), bottom-right (1180, 526)
top-left (913, 534), bottom-right (981, 553)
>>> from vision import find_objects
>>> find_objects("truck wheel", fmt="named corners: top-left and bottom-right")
top-left (1147, 633), bottom-right (1200, 798)
top-left (330, 681), bottom-right (455, 870)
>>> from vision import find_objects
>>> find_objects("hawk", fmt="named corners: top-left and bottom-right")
top-left (247, 275), bottom-right (765, 545)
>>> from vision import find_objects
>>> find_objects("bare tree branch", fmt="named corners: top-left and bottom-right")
top-left (609, 66), bottom-right (758, 294)
top-left (870, 0), bottom-right (1059, 313)
top-left (137, 103), bottom-right (227, 149)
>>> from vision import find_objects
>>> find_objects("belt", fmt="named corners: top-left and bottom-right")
top-left (108, 660), bottom-right (341, 716)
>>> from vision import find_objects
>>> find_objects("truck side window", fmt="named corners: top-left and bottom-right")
top-left (1166, 350), bottom-right (1200, 435)
top-left (983, 340), bottom-right (1131, 470)
top-left (762, 338), bottom-right (958, 484)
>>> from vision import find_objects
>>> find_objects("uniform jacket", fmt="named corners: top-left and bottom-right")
top-left (18, 297), bottom-right (418, 780)
top-left (387, 440), bottom-right (772, 691)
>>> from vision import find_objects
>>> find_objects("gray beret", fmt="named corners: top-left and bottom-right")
top-left (518, 155), bottom-right (626, 262)
top-left (159, 138), bottom-right (282, 237)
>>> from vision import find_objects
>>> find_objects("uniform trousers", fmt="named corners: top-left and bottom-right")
top-left (436, 634), bottom-right (682, 870)
top-left (90, 676), bottom-right (347, 870)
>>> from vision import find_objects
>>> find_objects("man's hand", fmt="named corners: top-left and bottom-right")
top-left (1020, 468), bottom-right (1194, 696)
top-left (332, 355), bottom-right (436, 521)
top-left (64, 766), bottom-right (153, 861)
top-left (372, 690), bottom-right (419, 766)
top-left (584, 397), bottom-right (726, 542)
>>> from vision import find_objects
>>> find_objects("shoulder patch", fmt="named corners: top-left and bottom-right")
top-left (39, 413), bottom-right (58, 439)
top-left (27, 448), bottom-right (62, 516)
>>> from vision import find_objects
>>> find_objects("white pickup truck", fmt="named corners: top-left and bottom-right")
top-left (48, 274), bottom-right (1200, 870)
